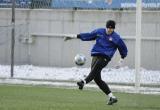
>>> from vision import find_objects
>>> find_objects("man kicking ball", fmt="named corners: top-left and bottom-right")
top-left (65, 20), bottom-right (128, 105)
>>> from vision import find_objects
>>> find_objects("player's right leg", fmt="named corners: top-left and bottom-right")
top-left (77, 56), bottom-right (100, 90)
top-left (77, 80), bottom-right (85, 90)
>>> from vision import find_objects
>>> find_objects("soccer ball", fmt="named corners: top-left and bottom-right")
top-left (74, 54), bottom-right (86, 66)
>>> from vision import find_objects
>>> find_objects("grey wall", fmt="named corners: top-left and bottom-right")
top-left (0, 9), bottom-right (160, 70)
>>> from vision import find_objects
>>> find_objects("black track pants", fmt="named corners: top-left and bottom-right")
top-left (85, 56), bottom-right (111, 95)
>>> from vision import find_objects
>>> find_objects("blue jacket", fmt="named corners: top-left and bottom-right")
top-left (78, 28), bottom-right (128, 59)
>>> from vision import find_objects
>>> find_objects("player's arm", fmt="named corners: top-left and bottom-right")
top-left (117, 38), bottom-right (128, 59)
top-left (64, 29), bottom-right (99, 41)
top-left (77, 32), bottom-right (98, 41)
top-left (115, 38), bottom-right (128, 68)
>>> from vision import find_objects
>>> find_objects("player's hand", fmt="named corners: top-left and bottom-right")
top-left (115, 58), bottom-right (124, 69)
top-left (64, 36), bottom-right (73, 41)
top-left (63, 34), bottom-right (77, 41)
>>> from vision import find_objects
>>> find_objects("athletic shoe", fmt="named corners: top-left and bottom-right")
top-left (77, 80), bottom-right (84, 90)
top-left (107, 97), bottom-right (118, 105)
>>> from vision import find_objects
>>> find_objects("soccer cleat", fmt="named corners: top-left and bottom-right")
top-left (77, 80), bottom-right (84, 90)
top-left (107, 97), bottom-right (118, 105)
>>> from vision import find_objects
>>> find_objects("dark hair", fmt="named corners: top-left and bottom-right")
top-left (106, 20), bottom-right (116, 29)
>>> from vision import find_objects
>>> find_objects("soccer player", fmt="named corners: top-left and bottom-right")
top-left (64, 20), bottom-right (128, 105)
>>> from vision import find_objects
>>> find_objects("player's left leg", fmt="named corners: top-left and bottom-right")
top-left (93, 58), bottom-right (118, 105)
top-left (94, 75), bottom-right (118, 105)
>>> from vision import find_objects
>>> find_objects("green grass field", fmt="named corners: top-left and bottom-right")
top-left (0, 84), bottom-right (160, 110)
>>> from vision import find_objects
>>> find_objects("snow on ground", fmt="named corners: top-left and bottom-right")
top-left (0, 65), bottom-right (160, 94)
top-left (0, 65), bottom-right (160, 84)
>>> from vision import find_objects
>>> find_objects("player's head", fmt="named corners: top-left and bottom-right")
top-left (106, 20), bottom-right (116, 29)
top-left (106, 20), bottom-right (116, 34)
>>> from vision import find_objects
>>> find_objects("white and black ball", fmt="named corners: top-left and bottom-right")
top-left (74, 54), bottom-right (86, 66)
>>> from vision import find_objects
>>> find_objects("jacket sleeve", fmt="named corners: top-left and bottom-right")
top-left (117, 38), bottom-right (128, 59)
top-left (77, 29), bottom-right (98, 41)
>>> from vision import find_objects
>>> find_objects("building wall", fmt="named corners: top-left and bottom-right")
top-left (0, 9), bottom-right (160, 70)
